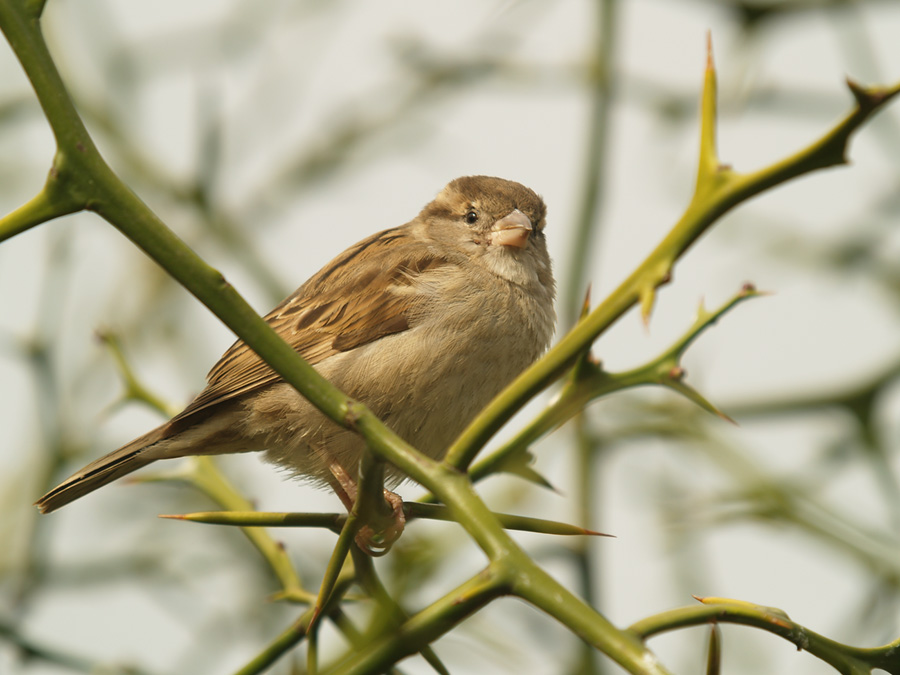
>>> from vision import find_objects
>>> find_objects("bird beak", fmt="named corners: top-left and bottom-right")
top-left (489, 209), bottom-right (532, 249)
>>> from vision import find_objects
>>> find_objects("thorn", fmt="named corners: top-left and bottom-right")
top-left (580, 284), bottom-right (592, 320)
top-left (706, 31), bottom-right (714, 71)
top-left (585, 529), bottom-right (617, 538)
top-left (158, 514), bottom-right (184, 520)
top-left (743, 282), bottom-right (774, 298)
top-left (640, 286), bottom-right (656, 327)
top-left (717, 409), bottom-right (738, 426)
top-left (846, 77), bottom-right (870, 107)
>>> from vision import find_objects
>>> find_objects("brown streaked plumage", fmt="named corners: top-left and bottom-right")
top-left (36, 176), bottom-right (556, 524)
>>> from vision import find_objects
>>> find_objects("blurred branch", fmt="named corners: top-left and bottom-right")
top-left (0, 617), bottom-right (150, 674)
top-left (0, 621), bottom-right (88, 673)
top-left (561, 0), bottom-right (618, 328)
top-left (160, 457), bottom-right (310, 602)
top-left (4, 231), bottom-right (84, 615)
top-left (232, 572), bottom-right (356, 675)
top-left (97, 330), bottom-right (178, 418)
top-left (99, 330), bottom-right (310, 601)
top-left (605, 412), bottom-right (900, 588)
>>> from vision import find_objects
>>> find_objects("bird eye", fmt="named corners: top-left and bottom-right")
top-left (464, 210), bottom-right (478, 224)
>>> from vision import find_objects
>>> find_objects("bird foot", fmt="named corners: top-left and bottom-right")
top-left (354, 489), bottom-right (406, 556)
top-left (328, 461), bottom-right (406, 556)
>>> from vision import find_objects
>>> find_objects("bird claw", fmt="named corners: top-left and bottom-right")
top-left (354, 490), bottom-right (406, 556)
top-left (328, 461), bottom-right (407, 555)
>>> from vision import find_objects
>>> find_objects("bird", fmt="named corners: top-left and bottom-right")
top-left (36, 176), bottom-right (556, 549)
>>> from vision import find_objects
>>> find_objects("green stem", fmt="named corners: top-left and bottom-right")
top-left (351, 549), bottom-right (449, 675)
top-left (169, 505), bottom-right (602, 537)
top-left (326, 563), bottom-right (507, 675)
top-left (6, 7), bottom-right (900, 674)
top-left (1, 15), bottom-right (668, 672)
top-left (0, 0), bottom-right (435, 520)
top-left (469, 286), bottom-right (757, 485)
top-left (444, 74), bottom-right (900, 472)
top-left (512, 556), bottom-right (670, 675)
top-left (393, 465), bottom-right (671, 675)
top-left (0, 4), bottom-right (91, 152)
top-left (0, 188), bottom-right (79, 243)
top-left (629, 600), bottom-right (900, 674)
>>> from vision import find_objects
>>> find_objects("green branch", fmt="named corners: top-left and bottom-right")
top-left (0, 187), bottom-right (79, 242)
top-left (4, 5), bottom-right (900, 673)
top-left (0, 6), bottom-right (671, 673)
top-left (629, 597), bottom-right (900, 675)
top-left (443, 46), bottom-right (900, 472)
top-left (326, 563), bottom-right (507, 675)
top-left (350, 549), bottom-right (449, 675)
top-left (0, 0), bottom-right (436, 530)
top-left (161, 504), bottom-right (607, 538)
top-left (465, 284), bottom-right (761, 486)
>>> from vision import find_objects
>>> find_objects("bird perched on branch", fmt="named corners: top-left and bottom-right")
top-left (36, 175), bottom-right (556, 553)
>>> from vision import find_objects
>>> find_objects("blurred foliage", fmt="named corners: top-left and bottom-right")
top-left (1, 1), bottom-right (900, 674)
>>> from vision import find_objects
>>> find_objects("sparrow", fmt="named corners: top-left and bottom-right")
top-left (36, 176), bottom-right (556, 549)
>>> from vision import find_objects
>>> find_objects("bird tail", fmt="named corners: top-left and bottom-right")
top-left (36, 424), bottom-right (170, 514)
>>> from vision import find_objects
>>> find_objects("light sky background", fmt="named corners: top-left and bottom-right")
top-left (1, 1), bottom-right (900, 674)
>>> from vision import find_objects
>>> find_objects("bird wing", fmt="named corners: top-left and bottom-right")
top-left (169, 227), bottom-right (451, 426)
